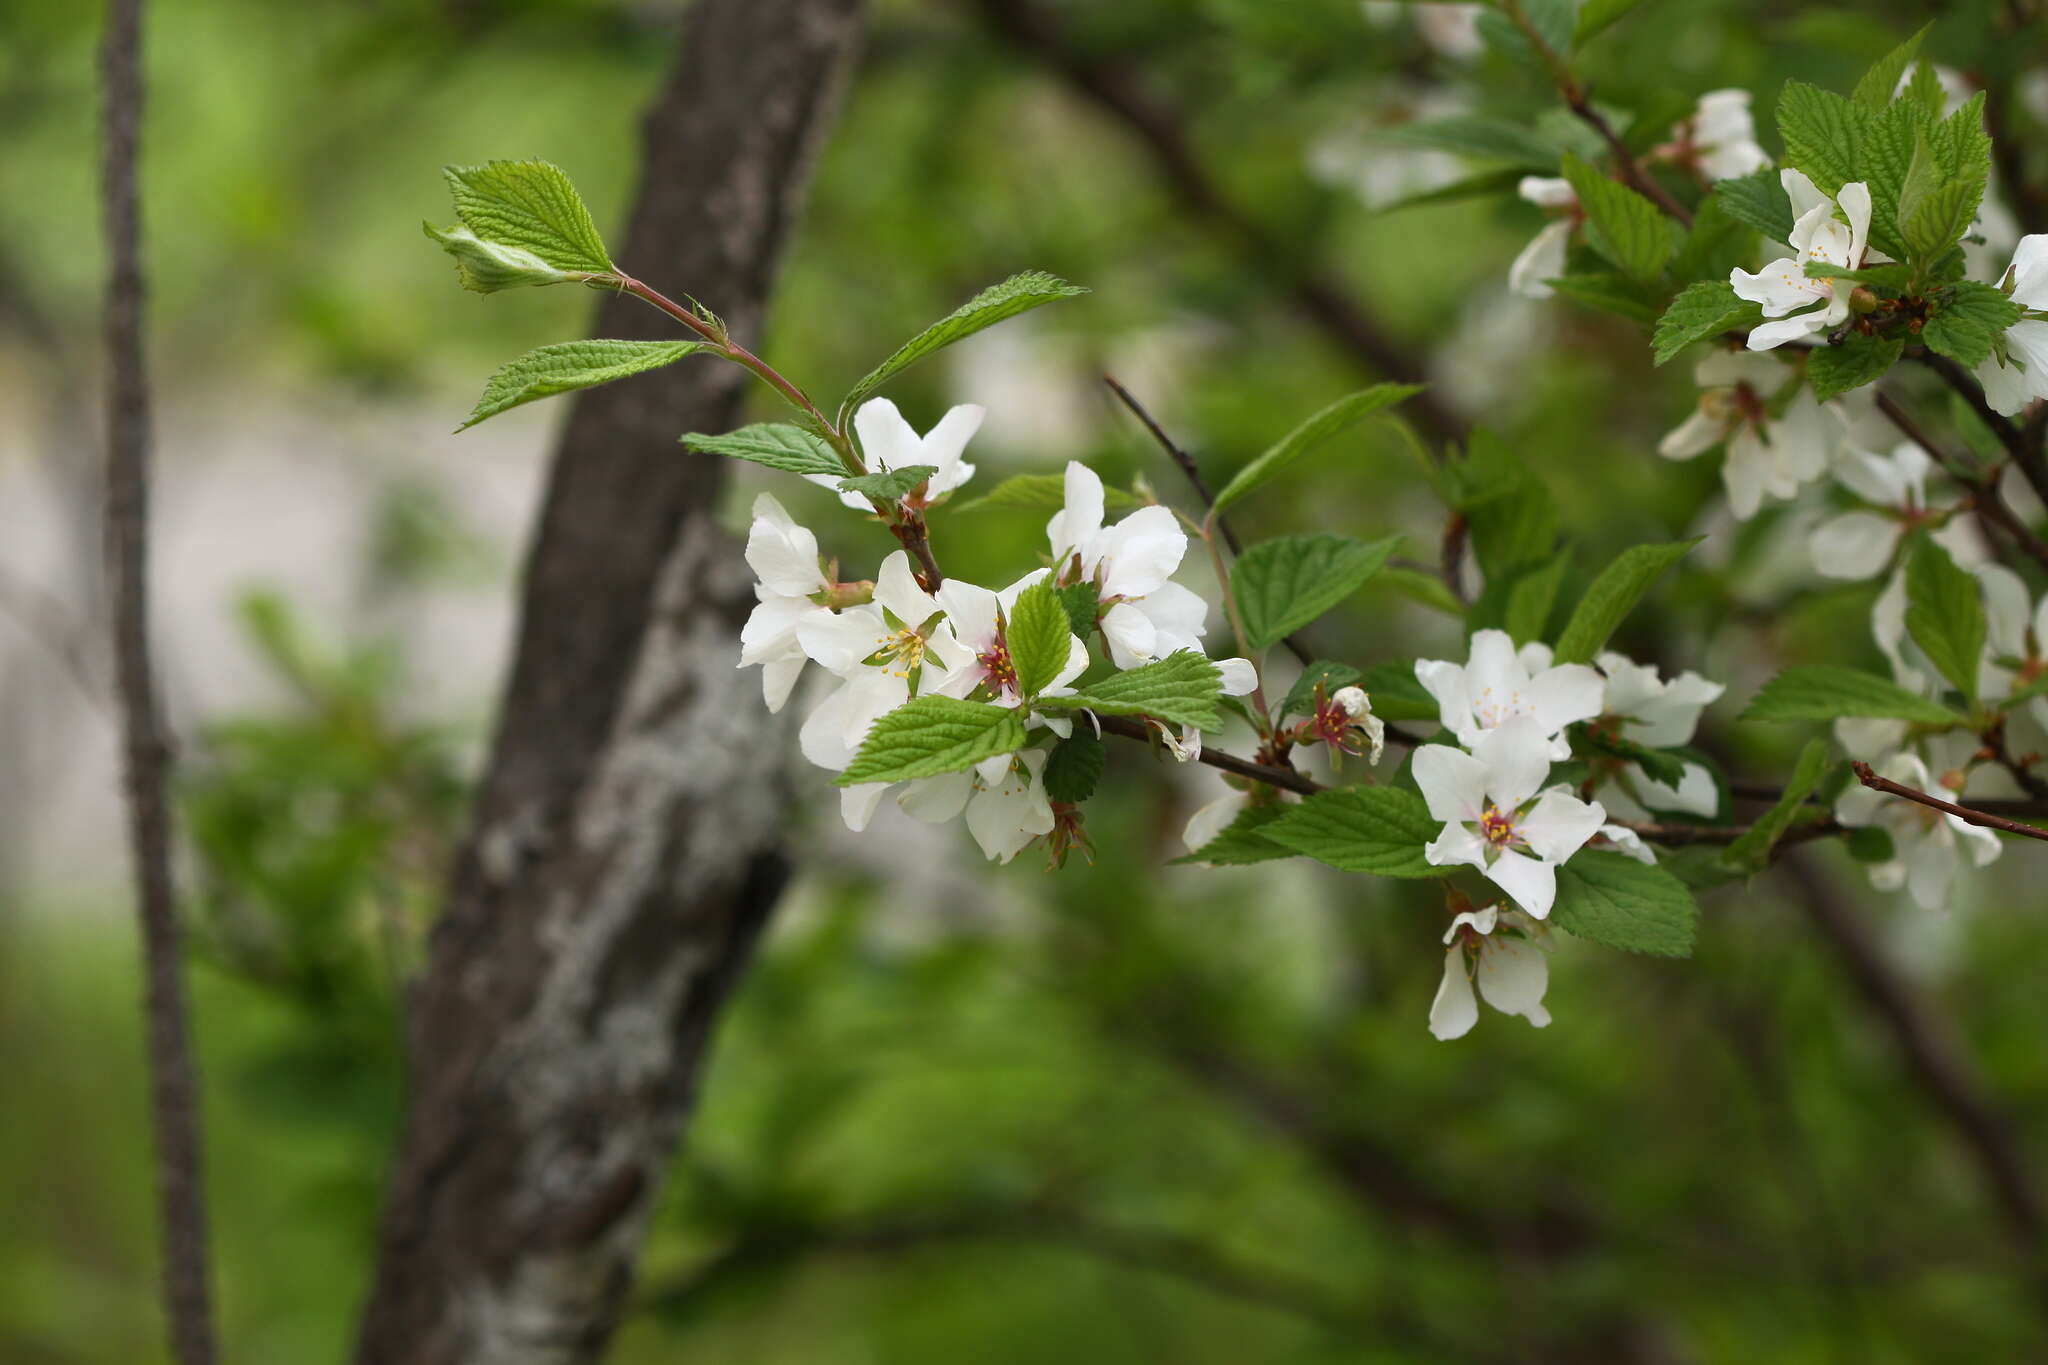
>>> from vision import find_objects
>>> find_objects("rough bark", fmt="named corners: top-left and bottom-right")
top-left (353, 2), bottom-right (866, 1360)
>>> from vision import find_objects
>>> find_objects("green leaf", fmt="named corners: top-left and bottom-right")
top-left (1740, 665), bottom-right (1967, 726)
top-left (1211, 385), bottom-right (1422, 516)
top-left (1575, 0), bottom-right (1642, 43)
top-left (950, 473), bottom-right (1139, 516)
top-left (1262, 787), bottom-right (1449, 878)
top-left (1046, 651), bottom-right (1223, 730)
top-left (835, 696), bottom-right (1027, 786)
top-left (1547, 272), bottom-right (1661, 324)
top-left (1851, 23), bottom-right (1931, 109)
top-left (1280, 661), bottom-right (1363, 720)
top-left (1372, 168), bottom-right (1527, 215)
top-left (1575, 727), bottom-right (1688, 789)
top-left (1374, 566), bottom-right (1467, 618)
top-left (439, 160), bottom-right (615, 275)
top-left (1802, 260), bottom-right (1914, 289)
top-left (1505, 553), bottom-right (1570, 646)
top-left (1560, 153), bottom-right (1674, 281)
top-left (1374, 115), bottom-right (1562, 169)
top-left (1807, 335), bottom-right (1904, 401)
top-left (840, 272), bottom-right (1087, 418)
top-left (1904, 179), bottom-right (1980, 261)
top-left (1042, 732), bottom-right (1104, 803)
top-left (1720, 739), bottom-right (1830, 875)
top-left (459, 340), bottom-right (710, 430)
top-left (683, 423), bottom-right (845, 477)
top-left (1459, 431), bottom-right (1559, 577)
top-left (1775, 81), bottom-right (1869, 195)
top-left (1931, 93), bottom-right (1992, 213)
top-left (1552, 540), bottom-right (1697, 664)
top-left (1353, 661), bottom-right (1440, 722)
top-left (1652, 281), bottom-right (1763, 366)
top-left (1923, 281), bottom-right (2025, 368)
top-left (1058, 582), bottom-right (1101, 639)
top-left (1006, 580), bottom-right (1072, 700)
top-left (1902, 59), bottom-right (1946, 116)
top-left (424, 224), bottom-right (580, 294)
top-left (1476, 0), bottom-right (1577, 65)
top-left (1233, 533), bottom-right (1400, 652)
top-left (1904, 534), bottom-right (1988, 701)
top-left (837, 465), bottom-right (938, 501)
top-left (1551, 851), bottom-right (1697, 957)
top-left (1893, 129), bottom-right (1943, 255)
top-left (1175, 802), bottom-right (1295, 866)
top-left (1708, 169), bottom-right (1795, 245)
top-left (1860, 101), bottom-right (1932, 260)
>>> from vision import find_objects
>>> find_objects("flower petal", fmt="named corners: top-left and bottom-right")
top-left (1429, 946), bottom-right (1480, 1040)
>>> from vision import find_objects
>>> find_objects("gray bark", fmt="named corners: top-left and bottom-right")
top-left (353, 2), bottom-right (866, 1359)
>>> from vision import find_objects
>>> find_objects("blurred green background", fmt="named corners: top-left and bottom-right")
top-left (7, 0), bottom-right (2048, 1360)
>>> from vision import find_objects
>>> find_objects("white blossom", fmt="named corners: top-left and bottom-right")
top-left (811, 397), bottom-right (983, 510)
top-left (1415, 629), bottom-right (1604, 759)
top-left (1658, 349), bottom-right (1835, 519)
top-left (1835, 752), bottom-right (2001, 910)
top-left (1975, 563), bottom-right (2048, 727)
top-left (738, 493), bottom-right (830, 712)
top-left (1590, 653), bottom-right (1725, 819)
top-left (1429, 903), bottom-right (1553, 1041)
top-left (1973, 235), bottom-right (2048, 416)
top-left (899, 750), bottom-right (1055, 864)
top-left (1811, 442), bottom-right (1935, 579)
top-left (1731, 170), bottom-right (1874, 350)
top-left (1048, 461), bottom-right (1212, 669)
top-left (1414, 716), bottom-right (1607, 919)
top-left (1508, 177), bottom-right (1579, 300)
top-left (1686, 89), bottom-right (1771, 181)
top-left (1162, 656), bottom-right (1259, 763)
top-left (930, 569), bottom-right (1088, 715)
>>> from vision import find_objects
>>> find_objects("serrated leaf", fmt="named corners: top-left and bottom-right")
top-left (1552, 539), bottom-right (1697, 663)
top-left (683, 423), bottom-right (845, 476)
top-left (1708, 169), bottom-right (1795, 245)
top-left (1006, 580), bottom-right (1072, 700)
top-left (1548, 272), bottom-right (1661, 324)
top-left (1354, 660), bottom-right (1440, 722)
top-left (1262, 787), bottom-right (1449, 878)
top-left (1740, 665), bottom-right (1967, 726)
top-left (835, 696), bottom-right (1026, 786)
top-left (1923, 280), bottom-right (2025, 367)
top-left (950, 473), bottom-right (1140, 516)
top-left (1374, 566), bottom-right (1467, 618)
top-left (1904, 178), bottom-right (1980, 261)
top-left (1720, 739), bottom-right (1830, 875)
top-left (1551, 850), bottom-right (1697, 957)
top-left (1043, 732), bottom-right (1104, 803)
top-left (1175, 802), bottom-right (1296, 866)
top-left (1652, 280), bottom-right (1763, 366)
top-left (838, 465), bottom-right (938, 501)
top-left (459, 340), bottom-right (709, 430)
top-left (1561, 152), bottom-right (1674, 281)
top-left (841, 272), bottom-right (1087, 418)
top-left (1058, 582), bottom-right (1100, 639)
top-left (1046, 651), bottom-right (1223, 730)
top-left (441, 160), bottom-right (614, 275)
top-left (1807, 334), bottom-right (1904, 401)
top-left (1280, 661), bottom-right (1363, 720)
top-left (1374, 115), bottom-right (1562, 169)
top-left (1211, 385), bottom-right (1422, 516)
top-left (1903, 59), bottom-right (1945, 116)
top-left (1860, 100), bottom-right (1931, 261)
top-left (1931, 93), bottom-right (1992, 209)
top-left (1904, 534), bottom-right (1987, 701)
top-left (1802, 260), bottom-right (1914, 289)
top-left (1233, 533), bottom-right (1400, 652)
top-left (1775, 81), bottom-right (1869, 195)
top-left (1505, 553), bottom-right (1570, 646)
top-left (1852, 23), bottom-right (1931, 109)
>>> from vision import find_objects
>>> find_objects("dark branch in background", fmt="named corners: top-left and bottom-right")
top-left (100, 1), bottom-right (219, 1362)
top-left (1781, 854), bottom-right (2048, 1305)
top-left (1103, 375), bottom-right (1244, 557)
top-left (1874, 388), bottom-right (2048, 574)
top-left (968, 0), bottom-right (1467, 448)
top-left (1851, 761), bottom-right (2048, 842)
top-left (1912, 347), bottom-right (2048, 506)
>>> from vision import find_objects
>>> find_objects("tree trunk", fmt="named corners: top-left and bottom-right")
top-left (353, 2), bottom-right (866, 1360)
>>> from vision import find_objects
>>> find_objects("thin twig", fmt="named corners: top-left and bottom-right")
top-left (1851, 761), bottom-right (2048, 842)
top-left (101, 1), bottom-right (217, 1361)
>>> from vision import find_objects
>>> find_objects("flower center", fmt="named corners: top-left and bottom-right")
top-left (876, 625), bottom-right (928, 677)
top-left (1471, 684), bottom-right (1527, 730)
top-left (978, 636), bottom-right (1017, 693)
top-left (1478, 804), bottom-right (1522, 850)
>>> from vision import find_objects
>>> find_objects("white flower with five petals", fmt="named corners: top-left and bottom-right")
top-left (1590, 653), bottom-right (1725, 819)
top-left (1429, 903), bottom-right (1554, 1041)
top-left (1973, 235), bottom-right (2048, 416)
top-left (1686, 89), bottom-right (1771, 181)
top-left (1413, 716), bottom-right (1607, 919)
top-left (1415, 629), bottom-right (1605, 760)
top-left (1731, 170), bottom-right (1875, 350)
top-left (809, 397), bottom-right (983, 510)
top-left (1811, 442), bottom-right (1935, 579)
top-left (1658, 349), bottom-right (1837, 519)
top-left (738, 494), bottom-right (830, 712)
top-left (898, 750), bottom-right (1056, 864)
top-left (1047, 461), bottom-right (1213, 669)
top-left (929, 570), bottom-right (1088, 714)
top-left (1835, 752), bottom-right (2001, 910)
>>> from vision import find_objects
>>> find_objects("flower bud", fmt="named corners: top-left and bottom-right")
top-left (424, 222), bottom-right (581, 293)
top-left (1848, 286), bottom-right (1879, 316)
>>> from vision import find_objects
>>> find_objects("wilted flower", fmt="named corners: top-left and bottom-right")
top-left (1429, 903), bottom-right (1554, 1041)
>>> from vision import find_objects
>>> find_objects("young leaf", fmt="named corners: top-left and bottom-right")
top-left (1374, 566), bottom-right (1468, 618)
top-left (1740, 665), bottom-right (1966, 726)
top-left (1175, 802), bottom-right (1295, 866)
top-left (1551, 539), bottom-right (1698, 663)
top-left (1561, 153), bottom-right (1674, 282)
top-left (1548, 272), bottom-right (1661, 324)
top-left (1505, 552), bottom-right (1570, 646)
top-left (838, 465), bottom-right (938, 501)
top-left (1551, 850), bottom-right (1697, 957)
top-left (1043, 732), bottom-right (1105, 803)
top-left (439, 160), bottom-right (615, 275)
top-left (1923, 281), bottom-right (2025, 368)
top-left (1351, 661), bottom-right (1440, 722)
top-left (1046, 651), bottom-right (1223, 730)
top-left (951, 473), bottom-right (1139, 516)
top-left (1806, 334), bottom-right (1904, 401)
top-left (1903, 178), bottom-right (1981, 261)
top-left (1719, 739), bottom-right (1830, 875)
top-left (840, 272), bottom-right (1087, 418)
top-left (1262, 787), bottom-right (1449, 878)
top-left (1279, 660), bottom-right (1363, 720)
top-left (460, 340), bottom-right (711, 430)
top-left (1851, 23), bottom-right (1931, 109)
top-left (1210, 385), bottom-right (1422, 516)
top-left (683, 423), bottom-right (845, 477)
top-left (1233, 533), bottom-right (1400, 652)
top-left (1652, 281), bottom-right (1762, 365)
top-left (1006, 580), bottom-right (1073, 700)
top-left (1774, 81), bottom-right (1869, 195)
top-left (1058, 582), bottom-right (1101, 639)
top-left (1708, 168), bottom-right (1795, 245)
top-left (1904, 535), bottom-right (1988, 701)
top-left (835, 696), bottom-right (1027, 786)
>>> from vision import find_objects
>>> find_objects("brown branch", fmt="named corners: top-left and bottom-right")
top-left (969, 0), bottom-right (1465, 448)
top-left (100, 2), bottom-right (217, 1362)
top-left (1851, 761), bottom-right (2048, 842)
top-left (1874, 388), bottom-right (2048, 575)
top-left (1912, 347), bottom-right (2048, 510)
top-left (1781, 854), bottom-right (2048, 1305)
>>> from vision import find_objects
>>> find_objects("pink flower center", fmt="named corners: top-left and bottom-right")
top-left (978, 637), bottom-right (1017, 693)
top-left (1478, 804), bottom-right (1522, 850)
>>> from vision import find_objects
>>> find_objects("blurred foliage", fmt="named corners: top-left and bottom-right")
top-left (10, 0), bottom-right (2048, 1361)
